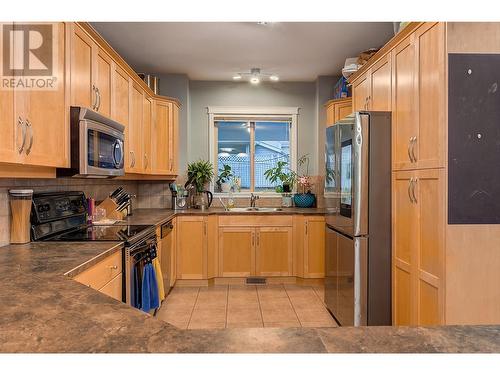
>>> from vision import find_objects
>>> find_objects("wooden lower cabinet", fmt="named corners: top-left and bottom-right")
top-left (73, 250), bottom-right (123, 302)
top-left (219, 227), bottom-right (255, 277)
top-left (255, 227), bottom-right (293, 276)
top-left (99, 273), bottom-right (123, 301)
top-left (303, 216), bottom-right (326, 278)
top-left (176, 216), bottom-right (207, 280)
top-left (392, 169), bottom-right (444, 326)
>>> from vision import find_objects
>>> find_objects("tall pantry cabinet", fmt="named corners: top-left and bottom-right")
top-left (351, 22), bottom-right (500, 326)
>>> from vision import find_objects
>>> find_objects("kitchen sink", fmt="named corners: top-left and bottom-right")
top-left (228, 207), bottom-right (283, 212)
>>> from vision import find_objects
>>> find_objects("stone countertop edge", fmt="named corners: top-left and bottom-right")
top-left (1, 209), bottom-right (500, 352)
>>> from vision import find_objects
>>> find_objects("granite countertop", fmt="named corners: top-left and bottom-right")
top-left (1, 211), bottom-right (500, 352)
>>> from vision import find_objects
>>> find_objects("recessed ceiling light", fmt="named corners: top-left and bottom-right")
top-left (270, 75), bottom-right (279, 81)
top-left (232, 74), bottom-right (242, 80)
top-left (250, 76), bottom-right (260, 84)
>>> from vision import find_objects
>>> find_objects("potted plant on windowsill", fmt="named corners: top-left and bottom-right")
top-left (216, 164), bottom-right (234, 193)
top-left (293, 154), bottom-right (316, 208)
top-left (263, 160), bottom-right (295, 193)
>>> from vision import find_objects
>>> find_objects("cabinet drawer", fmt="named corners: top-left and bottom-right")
top-left (98, 272), bottom-right (123, 301)
top-left (73, 250), bottom-right (123, 290)
top-left (218, 215), bottom-right (293, 227)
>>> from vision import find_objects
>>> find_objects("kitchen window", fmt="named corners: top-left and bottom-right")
top-left (208, 107), bottom-right (298, 194)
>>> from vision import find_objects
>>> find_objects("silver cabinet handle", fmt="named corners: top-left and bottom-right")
top-left (411, 177), bottom-right (418, 203)
top-left (108, 265), bottom-right (118, 270)
top-left (91, 85), bottom-right (97, 110)
top-left (96, 87), bottom-right (101, 111)
top-left (408, 137), bottom-right (415, 162)
top-left (25, 119), bottom-right (34, 155)
top-left (305, 222), bottom-right (308, 235)
top-left (408, 178), bottom-right (413, 203)
top-left (130, 151), bottom-right (135, 168)
top-left (144, 153), bottom-right (148, 169)
top-left (251, 232), bottom-right (255, 246)
top-left (17, 117), bottom-right (26, 154)
top-left (411, 136), bottom-right (417, 163)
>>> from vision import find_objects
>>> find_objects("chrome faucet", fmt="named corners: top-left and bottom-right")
top-left (250, 193), bottom-right (259, 208)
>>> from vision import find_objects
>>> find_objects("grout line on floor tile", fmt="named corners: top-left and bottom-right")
top-left (283, 284), bottom-right (302, 326)
top-left (312, 286), bottom-right (326, 306)
top-left (255, 285), bottom-right (265, 325)
top-left (186, 287), bottom-right (200, 329)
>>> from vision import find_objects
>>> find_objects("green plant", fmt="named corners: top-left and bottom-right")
top-left (264, 161), bottom-right (296, 193)
top-left (187, 159), bottom-right (214, 193)
top-left (216, 164), bottom-right (234, 188)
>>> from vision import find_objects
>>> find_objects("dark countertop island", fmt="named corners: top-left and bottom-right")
top-left (1, 208), bottom-right (499, 353)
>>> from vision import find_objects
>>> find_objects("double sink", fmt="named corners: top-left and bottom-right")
top-left (226, 207), bottom-right (283, 213)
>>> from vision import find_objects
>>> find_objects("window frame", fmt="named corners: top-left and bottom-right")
top-left (208, 106), bottom-right (299, 197)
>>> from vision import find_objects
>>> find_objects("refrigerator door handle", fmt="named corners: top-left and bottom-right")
top-left (353, 113), bottom-right (369, 236)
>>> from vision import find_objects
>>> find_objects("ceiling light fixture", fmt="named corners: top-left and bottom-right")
top-left (232, 67), bottom-right (279, 84)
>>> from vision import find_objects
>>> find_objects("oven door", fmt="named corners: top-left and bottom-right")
top-left (81, 119), bottom-right (124, 177)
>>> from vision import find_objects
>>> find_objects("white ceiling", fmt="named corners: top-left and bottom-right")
top-left (91, 22), bottom-right (395, 81)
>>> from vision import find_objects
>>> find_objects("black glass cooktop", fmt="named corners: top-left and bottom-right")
top-left (45, 224), bottom-right (153, 242)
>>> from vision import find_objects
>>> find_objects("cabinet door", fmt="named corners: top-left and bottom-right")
top-left (335, 101), bottom-right (352, 122)
top-left (255, 227), bottom-right (293, 276)
top-left (127, 81), bottom-right (143, 173)
top-left (370, 54), bottom-right (392, 111)
top-left (0, 23), bottom-right (20, 164)
top-left (169, 103), bottom-right (179, 174)
top-left (176, 216), bottom-right (207, 280)
top-left (352, 73), bottom-right (370, 111)
top-left (218, 227), bottom-right (255, 277)
top-left (112, 65), bottom-right (129, 170)
top-left (392, 171), bottom-right (418, 325)
top-left (99, 273), bottom-right (123, 301)
top-left (303, 217), bottom-right (325, 278)
top-left (70, 24), bottom-right (94, 109)
top-left (94, 47), bottom-right (112, 117)
top-left (392, 37), bottom-right (417, 171)
top-left (142, 95), bottom-right (153, 174)
top-left (152, 100), bottom-right (170, 174)
top-left (415, 169), bottom-right (444, 325)
top-left (22, 22), bottom-right (68, 167)
top-left (414, 22), bottom-right (445, 169)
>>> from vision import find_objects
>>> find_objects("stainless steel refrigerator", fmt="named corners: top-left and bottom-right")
top-left (324, 111), bottom-right (391, 326)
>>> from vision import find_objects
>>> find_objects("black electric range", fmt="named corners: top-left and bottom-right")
top-left (31, 191), bottom-right (154, 244)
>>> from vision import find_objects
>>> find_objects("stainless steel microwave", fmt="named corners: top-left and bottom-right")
top-left (58, 107), bottom-right (125, 178)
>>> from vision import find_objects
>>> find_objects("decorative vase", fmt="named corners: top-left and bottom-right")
top-left (221, 182), bottom-right (231, 193)
top-left (293, 193), bottom-right (316, 208)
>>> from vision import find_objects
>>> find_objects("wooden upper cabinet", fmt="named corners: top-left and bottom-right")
top-left (16, 22), bottom-right (68, 168)
top-left (370, 53), bottom-right (392, 111)
top-left (218, 227), bottom-right (255, 277)
top-left (0, 23), bottom-right (18, 165)
top-left (352, 73), bottom-right (370, 111)
top-left (325, 98), bottom-right (352, 127)
top-left (176, 216), bottom-right (207, 280)
top-left (303, 216), bottom-right (325, 278)
top-left (414, 22), bottom-right (445, 170)
top-left (392, 37), bottom-right (417, 171)
top-left (127, 81), bottom-right (144, 173)
top-left (94, 48), bottom-right (113, 117)
top-left (142, 96), bottom-right (153, 174)
top-left (70, 24), bottom-right (112, 116)
top-left (255, 226), bottom-right (293, 276)
top-left (71, 24), bottom-right (94, 109)
top-left (170, 103), bottom-right (179, 174)
top-left (152, 99), bottom-right (171, 174)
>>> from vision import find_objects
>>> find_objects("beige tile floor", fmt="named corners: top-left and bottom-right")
top-left (155, 284), bottom-right (338, 330)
